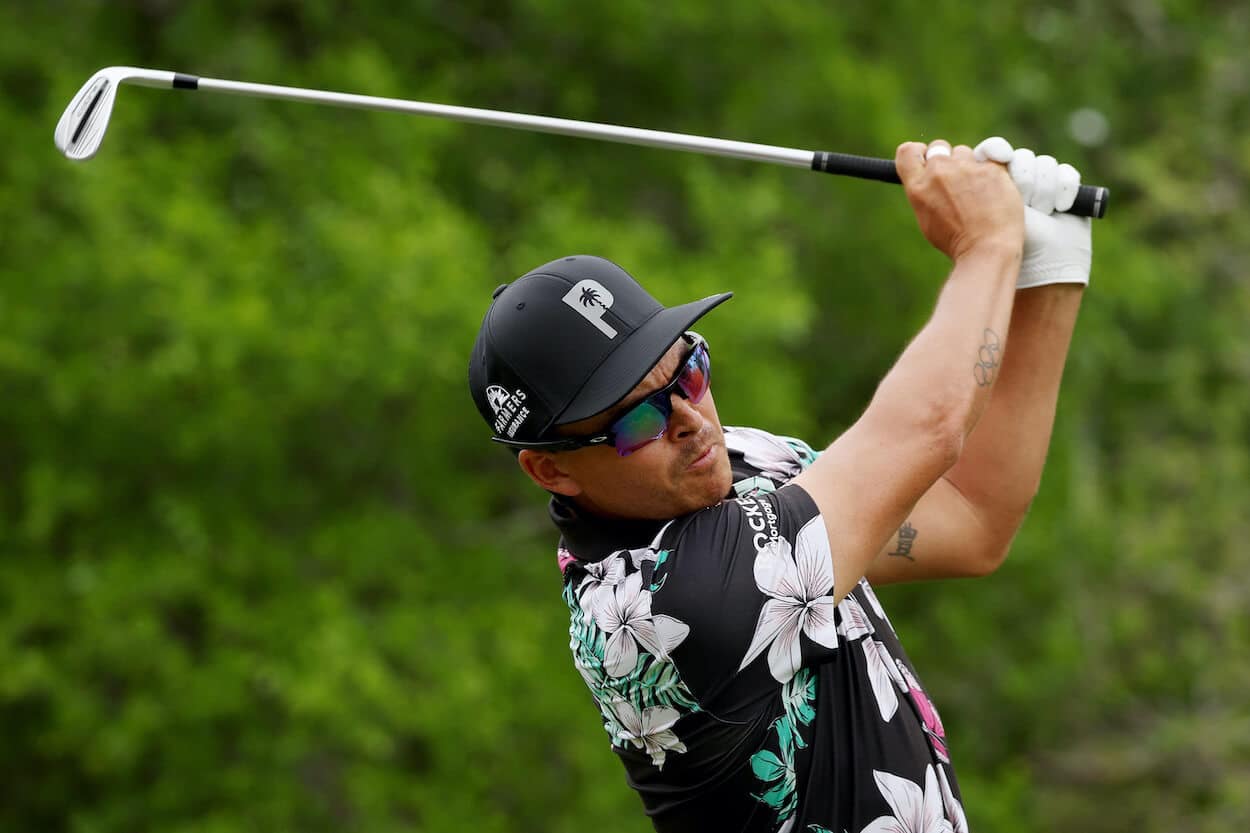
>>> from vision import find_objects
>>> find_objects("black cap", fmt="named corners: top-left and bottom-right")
top-left (469, 255), bottom-right (732, 443)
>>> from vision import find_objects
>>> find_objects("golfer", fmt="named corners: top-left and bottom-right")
top-left (468, 137), bottom-right (1091, 832)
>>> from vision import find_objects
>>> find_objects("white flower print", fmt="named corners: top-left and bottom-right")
top-left (574, 652), bottom-right (600, 691)
top-left (577, 552), bottom-right (627, 615)
top-left (596, 694), bottom-right (627, 740)
top-left (862, 638), bottom-right (904, 722)
top-left (608, 700), bottom-right (688, 769)
top-left (738, 516), bottom-right (839, 683)
top-left (729, 427), bottom-right (804, 482)
top-left (859, 578), bottom-right (896, 631)
top-left (860, 765), bottom-right (953, 833)
top-left (628, 545), bottom-right (659, 571)
top-left (837, 596), bottom-right (876, 641)
top-left (837, 598), bottom-right (902, 722)
top-left (585, 552), bottom-right (627, 583)
top-left (936, 765), bottom-right (968, 833)
top-left (588, 571), bottom-right (690, 677)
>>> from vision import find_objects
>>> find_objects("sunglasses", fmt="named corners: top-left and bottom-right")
top-left (504, 333), bottom-right (711, 457)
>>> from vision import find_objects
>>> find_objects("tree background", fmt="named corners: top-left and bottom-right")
top-left (2, 2), bottom-right (1247, 831)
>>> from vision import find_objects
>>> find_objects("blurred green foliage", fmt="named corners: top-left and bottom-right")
top-left (2, 2), bottom-right (1248, 831)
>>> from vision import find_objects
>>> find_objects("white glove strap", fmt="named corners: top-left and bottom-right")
top-left (1019, 208), bottom-right (1092, 288)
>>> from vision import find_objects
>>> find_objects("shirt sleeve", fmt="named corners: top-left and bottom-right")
top-left (646, 482), bottom-right (842, 712)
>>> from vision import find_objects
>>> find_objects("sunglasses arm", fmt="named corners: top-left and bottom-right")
top-left (490, 434), bottom-right (613, 451)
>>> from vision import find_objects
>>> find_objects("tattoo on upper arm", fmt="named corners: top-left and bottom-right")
top-left (974, 328), bottom-right (1002, 387)
top-left (888, 521), bottom-right (918, 561)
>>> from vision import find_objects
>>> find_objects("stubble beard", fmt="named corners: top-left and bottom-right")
top-left (673, 438), bottom-right (732, 514)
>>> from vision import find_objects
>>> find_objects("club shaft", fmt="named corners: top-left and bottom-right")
top-left (196, 76), bottom-right (815, 168)
top-left (190, 75), bottom-right (1108, 218)
top-left (57, 68), bottom-right (1109, 217)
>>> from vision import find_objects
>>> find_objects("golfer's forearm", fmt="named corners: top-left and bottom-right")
top-left (871, 243), bottom-right (1021, 449)
top-left (944, 284), bottom-right (1085, 527)
top-left (798, 243), bottom-right (1020, 600)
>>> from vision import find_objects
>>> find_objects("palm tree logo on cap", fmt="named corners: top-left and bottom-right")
top-left (562, 279), bottom-right (619, 339)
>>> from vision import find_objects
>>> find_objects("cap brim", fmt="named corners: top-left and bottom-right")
top-left (552, 291), bottom-right (732, 427)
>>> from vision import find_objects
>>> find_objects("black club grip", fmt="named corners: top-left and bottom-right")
top-left (810, 151), bottom-right (1109, 219)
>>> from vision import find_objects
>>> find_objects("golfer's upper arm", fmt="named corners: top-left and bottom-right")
top-left (791, 405), bottom-right (961, 603)
top-left (864, 475), bottom-right (1005, 586)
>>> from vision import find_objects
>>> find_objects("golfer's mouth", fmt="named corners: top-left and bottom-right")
top-left (687, 443), bottom-right (718, 471)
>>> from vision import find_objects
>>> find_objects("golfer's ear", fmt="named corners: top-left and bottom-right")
top-left (518, 449), bottom-right (582, 497)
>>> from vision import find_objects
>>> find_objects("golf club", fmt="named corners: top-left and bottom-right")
top-left (55, 66), bottom-right (1109, 218)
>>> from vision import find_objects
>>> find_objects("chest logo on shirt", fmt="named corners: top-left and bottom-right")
top-left (736, 495), bottom-right (780, 551)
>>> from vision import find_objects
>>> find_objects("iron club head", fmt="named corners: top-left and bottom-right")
top-left (54, 67), bottom-right (176, 161)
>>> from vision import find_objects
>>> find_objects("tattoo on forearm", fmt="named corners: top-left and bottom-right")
top-left (974, 328), bottom-right (1002, 387)
top-left (888, 521), bottom-right (918, 561)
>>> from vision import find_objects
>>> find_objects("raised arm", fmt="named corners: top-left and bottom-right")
top-left (866, 140), bottom-right (1093, 585)
top-left (792, 139), bottom-right (1024, 603)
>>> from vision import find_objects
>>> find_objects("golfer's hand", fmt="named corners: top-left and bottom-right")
top-left (896, 139), bottom-right (1024, 262)
top-left (974, 137), bottom-right (1092, 288)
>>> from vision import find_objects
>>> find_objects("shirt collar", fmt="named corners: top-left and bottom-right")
top-left (548, 494), bottom-right (669, 563)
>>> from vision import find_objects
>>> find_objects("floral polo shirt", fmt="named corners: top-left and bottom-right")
top-left (552, 426), bottom-right (969, 833)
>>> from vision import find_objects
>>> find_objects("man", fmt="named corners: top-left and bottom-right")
top-left (468, 136), bottom-right (1091, 832)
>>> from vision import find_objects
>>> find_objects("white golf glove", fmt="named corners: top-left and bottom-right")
top-left (974, 136), bottom-right (1092, 288)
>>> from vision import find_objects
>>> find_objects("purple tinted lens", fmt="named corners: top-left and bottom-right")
top-left (613, 401), bottom-right (668, 455)
top-left (678, 343), bottom-right (710, 403)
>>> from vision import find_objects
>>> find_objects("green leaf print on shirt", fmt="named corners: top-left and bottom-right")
top-left (563, 567), bottom-right (700, 762)
top-left (648, 549), bottom-right (672, 592)
top-left (750, 667), bottom-right (818, 826)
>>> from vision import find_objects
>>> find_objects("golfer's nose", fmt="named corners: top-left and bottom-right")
top-left (667, 392), bottom-right (705, 440)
